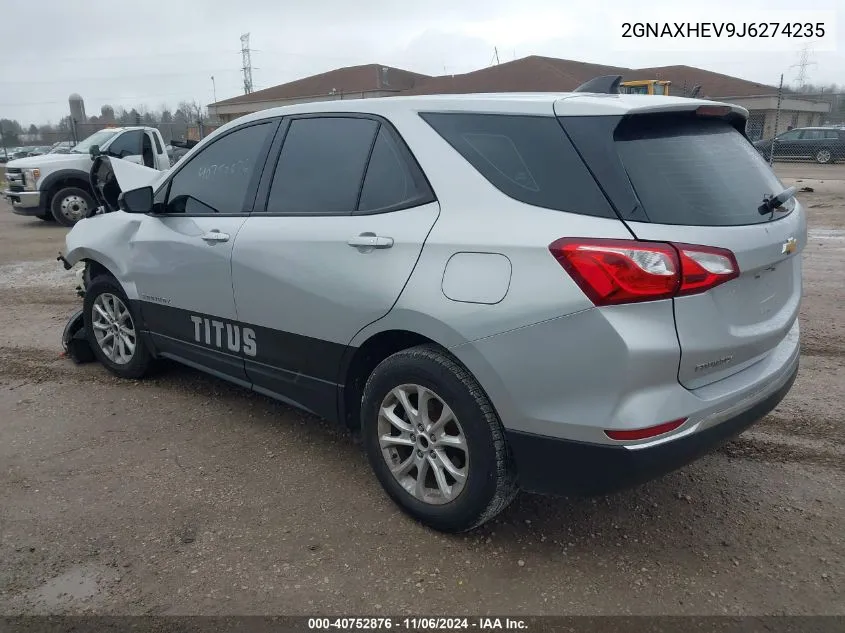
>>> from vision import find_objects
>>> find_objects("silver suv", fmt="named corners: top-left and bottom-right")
top-left (62, 92), bottom-right (804, 532)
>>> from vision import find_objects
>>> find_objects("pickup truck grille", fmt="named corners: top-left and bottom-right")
top-left (5, 168), bottom-right (24, 192)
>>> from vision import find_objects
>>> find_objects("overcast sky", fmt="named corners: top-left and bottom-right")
top-left (2, 0), bottom-right (843, 125)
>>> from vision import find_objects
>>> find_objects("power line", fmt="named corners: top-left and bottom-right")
top-left (10, 49), bottom-right (239, 63)
top-left (241, 33), bottom-right (254, 95)
top-left (0, 91), bottom-right (212, 107)
top-left (2, 68), bottom-right (243, 85)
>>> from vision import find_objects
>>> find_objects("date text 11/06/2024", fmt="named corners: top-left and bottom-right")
top-left (307, 617), bottom-right (528, 630)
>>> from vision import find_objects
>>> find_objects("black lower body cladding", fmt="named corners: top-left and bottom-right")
top-left (507, 363), bottom-right (798, 497)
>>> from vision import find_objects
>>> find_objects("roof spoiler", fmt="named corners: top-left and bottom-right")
top-left (573, 75), bottom-right (622, 94)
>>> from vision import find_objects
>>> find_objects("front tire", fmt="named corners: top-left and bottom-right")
top-left (83, 275), bottom-right (152, 379)
top-left (361, 345), bottom-right (517, 532)
top-left (51, 186), bottom-right (95, 227)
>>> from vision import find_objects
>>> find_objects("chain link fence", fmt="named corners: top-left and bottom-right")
top-left (0, 119), bottom-right (224, 163)
top-left (741, 87), bottom-right (845, 170)
top-left (16, 120), bottom-right (221, 150)
top-left (71, 121), bottom-right (221, 145)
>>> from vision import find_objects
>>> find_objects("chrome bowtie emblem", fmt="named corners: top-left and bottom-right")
top-left (781, 237), bottom-right (797, 255)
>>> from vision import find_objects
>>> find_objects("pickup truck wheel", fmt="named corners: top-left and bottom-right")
top-left (83, 275), bottom-right (153, 379)
top-left (51, 187), bottom-right (94, 227)
top-left (361, 345), bottom-right (517, 533)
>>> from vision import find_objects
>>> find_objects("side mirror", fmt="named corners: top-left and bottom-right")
top-left (118, 186), bottom-right (154, 214)
top-left (89, 144), bottom-right (101, 158)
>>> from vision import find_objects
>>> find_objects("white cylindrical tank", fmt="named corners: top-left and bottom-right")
top-left (69, 93), bottom-right (87, 122)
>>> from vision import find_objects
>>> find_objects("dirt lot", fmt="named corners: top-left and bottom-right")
top-left (0, 165), bottom-right (843, 616)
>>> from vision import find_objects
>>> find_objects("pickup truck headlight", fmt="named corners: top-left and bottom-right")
top-left (22, 168), bottom-right (41, 191)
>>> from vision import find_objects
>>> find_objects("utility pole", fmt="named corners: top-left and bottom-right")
top-left (0, 121), bottom-right (7, 160)
top-left (211, 75), bottom-right (217, 104)
top-left (241, 33), bottom-right (254, 95)
top-left (770, 74), bottom-right (784, 167)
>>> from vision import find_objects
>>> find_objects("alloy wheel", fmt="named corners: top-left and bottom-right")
top-left (378, 384), bottom-right (469, 505)
top-left (91, 293), bottom-right (136, 365)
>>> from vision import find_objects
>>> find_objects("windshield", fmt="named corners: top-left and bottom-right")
top-left (72, 129), bottom-right (120, 154)
top-left (621, 85), bottom-right (649, 95)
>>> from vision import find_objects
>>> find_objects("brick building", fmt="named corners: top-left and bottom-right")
top-left (208, 55), bottom-right (830, 140)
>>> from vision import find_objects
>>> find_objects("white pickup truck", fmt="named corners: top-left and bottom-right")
top-left (3, 127), bottom-right (170, 226)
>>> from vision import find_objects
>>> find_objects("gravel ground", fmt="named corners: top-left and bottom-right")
top-left (0, 165), bottom-right (843, 616)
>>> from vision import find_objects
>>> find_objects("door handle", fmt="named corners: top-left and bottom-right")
top-left (201, 230), bottom-right (230, 243)
top-left (347, 232), bottom-right (394, 249)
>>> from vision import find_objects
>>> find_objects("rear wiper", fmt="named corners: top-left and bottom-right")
top-left (758, 186), bottom-right (797, 215)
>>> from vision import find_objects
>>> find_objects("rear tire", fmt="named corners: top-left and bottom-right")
top-left (51, 186), bottom-right (95, 227)
top-left (83, 275), bottom-right (152, 379)
top-left (815, 148), bottom-right (833, 164)
top-left (361, 345), bottom-right (517, 532)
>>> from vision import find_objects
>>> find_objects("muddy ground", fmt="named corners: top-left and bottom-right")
top-left (0, 165), bottom-right (843, 616)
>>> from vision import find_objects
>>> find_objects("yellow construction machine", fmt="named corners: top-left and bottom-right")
top-left (573, 75), bottom-right (701, 98)
top-left (619, 79), bottom-right (672, 96)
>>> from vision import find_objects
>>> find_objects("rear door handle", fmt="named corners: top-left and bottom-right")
top-left (347, 232), bottom-right (394, 249)
top-left (201, 230), bottom-right (230, 243)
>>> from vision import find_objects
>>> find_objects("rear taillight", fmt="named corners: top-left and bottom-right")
top-left (675, 243), bottom-right (739, 296)
top-left (548, 238), bottom-right (739, 306)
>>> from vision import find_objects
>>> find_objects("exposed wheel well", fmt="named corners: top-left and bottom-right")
top-left (342, 330), bottom-right (441, 430)
top-left (83, 259), bottom-right (116, 286)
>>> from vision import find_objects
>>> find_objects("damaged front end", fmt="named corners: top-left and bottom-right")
top-left (90, 153), bottom-right (163, 216)
top-left (61, 308), bottom-right (95, 363)
top-left (58, 259), bottom-right (96, 363)
top-left (57, 155), bottom-right (161, 363)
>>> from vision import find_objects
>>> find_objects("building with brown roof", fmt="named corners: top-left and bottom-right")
top-left (209, 64), bottom-right (431, 123)
top-left (209, 55), bottom-right (830, 139)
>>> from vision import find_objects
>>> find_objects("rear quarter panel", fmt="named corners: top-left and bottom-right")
top-left (352, 108), bottom-right (634, 347)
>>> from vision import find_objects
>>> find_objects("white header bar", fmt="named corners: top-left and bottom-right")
top-left (611, 10), bottom-right (838, 52)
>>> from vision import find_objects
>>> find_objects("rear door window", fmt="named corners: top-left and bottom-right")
top-left (421, 113), bottom-right (615, 218)
top-left (266, 117), bottom-right (378, 215)
top-left (614, 116), bottom-right (785, 226)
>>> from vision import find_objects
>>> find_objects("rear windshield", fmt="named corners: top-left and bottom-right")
top-left (615, 116), bottom-right (785, 226)
top-left (421, 113), bottom-right (616, 219)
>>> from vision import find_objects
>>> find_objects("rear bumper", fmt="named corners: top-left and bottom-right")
top-left (4, 190), bottom-right (44, 215)
top-left (508, 359), bottom-right (798, 496)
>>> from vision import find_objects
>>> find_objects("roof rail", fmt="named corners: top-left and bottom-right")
top-left (573, 75), bottom-right (622, 94)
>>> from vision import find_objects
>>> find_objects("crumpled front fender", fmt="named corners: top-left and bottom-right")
top-left (62, 212), bottom-right (145, 301)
